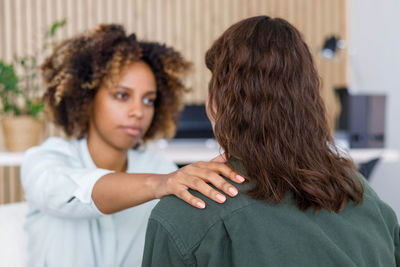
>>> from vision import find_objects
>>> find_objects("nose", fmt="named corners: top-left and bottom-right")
top-left (127, 101), bottom-right (144, 119)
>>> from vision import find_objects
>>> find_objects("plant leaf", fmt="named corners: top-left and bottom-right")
top-left (45, 18), bottom-right (67, 38)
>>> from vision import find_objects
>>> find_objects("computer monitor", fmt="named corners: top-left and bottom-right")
top-left (174, 105), bottom-right (215, 139)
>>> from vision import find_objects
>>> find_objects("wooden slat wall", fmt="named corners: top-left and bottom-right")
top-left (0, 166), bottom-right (24, 204)
top-left (0, 0), bottom-right (348, 204)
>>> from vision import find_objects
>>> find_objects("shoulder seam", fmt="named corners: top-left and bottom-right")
top-left (152, 199), bottom-right (256, 252)
top-left (149, 214), bottom-right (196, 267)
top-left (186, 201), bottom-right (257, 251)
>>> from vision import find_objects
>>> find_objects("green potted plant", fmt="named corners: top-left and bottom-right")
top-left (0, 19), bottom-right (66, 152)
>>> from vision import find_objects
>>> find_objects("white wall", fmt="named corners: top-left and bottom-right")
top-left (348, 0), bottom-right (400, 219)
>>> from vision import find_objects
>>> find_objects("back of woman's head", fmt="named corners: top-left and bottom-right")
top-left (42, 24), bottom-right (189, 139)
top-left (206, 16), bottom-right (363, 212)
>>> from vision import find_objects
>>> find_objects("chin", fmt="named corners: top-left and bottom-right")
top-left (114, 138), bottom-right (139, 151)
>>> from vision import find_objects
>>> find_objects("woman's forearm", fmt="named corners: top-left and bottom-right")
top-left (92, 172), bottom-right (163, 214)
top-left (92, 158), bottom-right (244, 214)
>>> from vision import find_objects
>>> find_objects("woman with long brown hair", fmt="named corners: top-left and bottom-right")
top-left (142, 16), bottom-right (400, 266)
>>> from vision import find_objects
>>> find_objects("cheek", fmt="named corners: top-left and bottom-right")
top-left (146, 107), bottom-right (155, 125)
top-left (141, 107), bottom-right (155, 135)
top-left (108, 104), bottom-right (127, 119)
top-left (93, 98), bottom-right (125, 125)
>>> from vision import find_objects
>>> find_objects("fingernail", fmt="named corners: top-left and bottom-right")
top-left (196, 201), bottom-right (205, 209)
top-left (229, 187), bottom-right (238, 196)
top-left (236, 175), bottom-right (245, 182)
top-left (216, 194), bottom-right (226, 203)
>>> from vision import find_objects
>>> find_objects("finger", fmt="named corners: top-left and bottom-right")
top-left (197, 161), bottom-right (245, 184)
top-left (174, 187), bottom-right (206, 209)
top-left (188, 166), bottom-right (238, 198)
top-left (189, 176), bottom-right (228, 203)
top-left (211, 153), bottom-right (227, 163)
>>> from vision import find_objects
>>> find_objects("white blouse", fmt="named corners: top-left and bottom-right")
top-left (21, 137), bottom-right (177, 267)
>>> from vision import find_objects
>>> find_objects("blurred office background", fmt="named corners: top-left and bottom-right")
top-left (348, 0), bottom-right (400, 218)
top-left (0, 0), bottom-right (399, 219)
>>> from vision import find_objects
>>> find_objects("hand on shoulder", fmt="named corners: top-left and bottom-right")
top-left (154, 154), bottom-right (245, 209)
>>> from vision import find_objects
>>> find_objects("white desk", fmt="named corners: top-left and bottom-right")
top-left (146, 140), bottom-right (400, 165)
top-left (2, 139), bottom-right (398, 166)
top-left (0, 152), bottom-right (25, 166)
top-left (343, 148), bottom-right (400, 164)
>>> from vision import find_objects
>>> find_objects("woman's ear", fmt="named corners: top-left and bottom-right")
top-left (205, 95), bottom-right (215, 130)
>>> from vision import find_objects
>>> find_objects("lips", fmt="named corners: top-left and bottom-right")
top-left (120, 126), bottom-right (142, 136)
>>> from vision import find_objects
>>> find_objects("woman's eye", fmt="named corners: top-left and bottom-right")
top-left (115, 92), bottom-right (129, 100)
top-left (143, 98), bottom-right (155, 105)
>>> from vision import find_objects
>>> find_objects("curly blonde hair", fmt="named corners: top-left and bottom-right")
top-left (41, 24), bottom-right (190, 140)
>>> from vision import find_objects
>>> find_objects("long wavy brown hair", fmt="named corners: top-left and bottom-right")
top-left (41, 24), bottom-right (190, 140)
top-left (206, 16), bottom-right (364, 212)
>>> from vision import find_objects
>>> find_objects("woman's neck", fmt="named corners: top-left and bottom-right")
top-left (86, 134), bottom-right (128, 172)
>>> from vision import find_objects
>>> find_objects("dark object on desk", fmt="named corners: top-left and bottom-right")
top-left (335, 88), bottom-right (386, 148)
top-left (349, 95), bottom-right (386, 148)
top-left (335, 87), bottom-right (349, 131)
top-left (174, 105), bottom-right (214, 139)
top-left (358, 157), bottom-right (380, 181)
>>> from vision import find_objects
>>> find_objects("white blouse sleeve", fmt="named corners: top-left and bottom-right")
top-left (21, 138), bottom-right (113, 219)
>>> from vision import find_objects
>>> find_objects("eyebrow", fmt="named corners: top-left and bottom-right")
top-left (116, 85), bottom-right (156, 95)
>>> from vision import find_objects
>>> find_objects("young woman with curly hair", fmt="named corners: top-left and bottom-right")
top-left (142, 16), bottom-right (400, 266)
top-left (21, 24), bottom-right (244, 267)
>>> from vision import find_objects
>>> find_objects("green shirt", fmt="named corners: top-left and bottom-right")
top-left (142, 160), bottom-right (400, 267)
